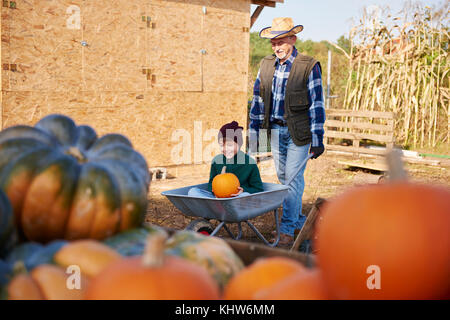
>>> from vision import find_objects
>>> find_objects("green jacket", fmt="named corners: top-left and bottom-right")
top-left (207, 151), bottom-right (264, 194)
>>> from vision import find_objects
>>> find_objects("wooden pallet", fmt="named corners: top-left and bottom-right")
top-left (325, 109), bottom-right (395, 158)
top-left (337, 159), bottom-right (388, 172)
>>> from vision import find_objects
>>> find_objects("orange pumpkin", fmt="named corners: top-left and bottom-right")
top-left (8, 264), bottom-right (90, 300)
top-left (254, 269), bottom-right (329, 300)
top-left (316, 182), bottom-right (450, 300)
top-left (212, 167), bottom-right (240, 198)
top-left (53, 240), bottom-right (122, 278)
top-left (223, 256), bottom-right (308, 300)
top-left (85, 231), bottom-right (220, 300)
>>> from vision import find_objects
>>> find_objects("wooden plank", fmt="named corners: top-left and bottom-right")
top-left (291, 198), bottom-right (326, 252)
top-left (253, 151), bottom-right (272, 158)
top-left (325, 119), bottom-right (394, 132)
top-left (325, 144), bottom-right (390, 156)
top-left (251, 0), bottom-right (284, 3)
top-left (325, 130), bottom-right (394, 143)
top-left (250, 5), bottom-right (264, 28)
top-left (251, 1), bottom-right (276, 7)
top-left (327, 109), bottom-right (395, 119)
top-left (403, 157), bottom-right (440, 166)
top-left (226, 238), bottom-right (315, 267)
top-left (352, 138), bottom-right (360, 158)
top-left (338, 160), bottom-right (388, 172)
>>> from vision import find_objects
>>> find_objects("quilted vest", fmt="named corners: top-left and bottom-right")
top-left (259, 53), bottom-right (320, 146)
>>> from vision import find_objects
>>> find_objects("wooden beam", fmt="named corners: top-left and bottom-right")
top-left (291, 198), bottom-right (327, 252)
top-left (325, 119), bottom-right (394, 133)
top-left (252, 0), bottom-right (284, 3)
top-left (251, 1), bottom-right (276, 8)
top-left (327, 109), bottom-right (395, 119)
top-left (325, 130), bottom-right (394, 143)
top-left (250, 5), bottom-right (264, 28)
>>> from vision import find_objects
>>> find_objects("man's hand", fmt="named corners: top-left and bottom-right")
top-left (230, 187), bottom-right (244, 197)
top-left (310, 146), bottom-right (324, 159)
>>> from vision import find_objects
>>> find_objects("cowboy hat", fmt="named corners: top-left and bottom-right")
top-left (259, 17), bottom-right (303, 39)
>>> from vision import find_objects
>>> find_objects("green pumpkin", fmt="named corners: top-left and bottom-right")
top-left (0, 189), bottom-right (17, 258)
top-left (5, 240), bottom-right (68, 272)
top-left (104, 226), bottom-right (244, 289)
top-left (0, 114), bottom-right (150, 243)
top-left (103, 227), bottom-right (151, 257)
top-left (1, 241), bottom-right (67, 300)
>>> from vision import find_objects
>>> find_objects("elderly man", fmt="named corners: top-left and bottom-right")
top-left (249, 17), bottom-right (326, 246)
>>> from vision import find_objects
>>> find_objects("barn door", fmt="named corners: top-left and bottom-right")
top-left (146, 1), bottom-right (202, 92)
top-left (7, 0), bottom-right (83, 92)
top-left (202, 8), bottom-right (249, 92)
top-left (82, 0), bottom-right (146, 92)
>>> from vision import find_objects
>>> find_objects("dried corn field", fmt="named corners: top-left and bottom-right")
top-left (340, 2), bottom-right (449, 149)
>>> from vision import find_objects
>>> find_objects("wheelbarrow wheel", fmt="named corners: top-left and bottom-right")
top-left (185, 218), bottom-right (214, 236)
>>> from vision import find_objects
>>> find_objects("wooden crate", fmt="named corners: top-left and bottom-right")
top-left (325, 108), bottom-right (395, 158)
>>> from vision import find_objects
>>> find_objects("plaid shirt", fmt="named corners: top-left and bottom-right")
top-left (249, 47), bottom-right (325, 147)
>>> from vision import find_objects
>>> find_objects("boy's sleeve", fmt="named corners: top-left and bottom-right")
top-left (207, 162), bottom-right (217, 192)
top-left (244, 164), bottom-right (264, 194)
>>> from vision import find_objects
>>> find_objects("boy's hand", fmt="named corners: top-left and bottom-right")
top-left (230, 187), bottom-right (243, 197)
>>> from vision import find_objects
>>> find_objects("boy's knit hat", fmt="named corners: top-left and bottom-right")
top-left (218, 121), bottom-right (244, 147)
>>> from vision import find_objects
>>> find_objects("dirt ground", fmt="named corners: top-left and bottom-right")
top-left (145, 153), bottom-right (450, 247)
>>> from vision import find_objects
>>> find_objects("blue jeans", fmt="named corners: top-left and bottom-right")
top-left (187, 187), bottom-right (250, 198)
top-left (270, 124), bottom-right (310, 237)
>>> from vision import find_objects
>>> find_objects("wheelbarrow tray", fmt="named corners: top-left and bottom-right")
top-left (161, 182), bottom-right (289, 223)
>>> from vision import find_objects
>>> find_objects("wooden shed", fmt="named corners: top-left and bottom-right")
top-left (0, 0), bottom-right (282, 171)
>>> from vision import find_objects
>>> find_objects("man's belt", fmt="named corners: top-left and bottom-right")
top-left (271, 119), bottom-right (288, 127)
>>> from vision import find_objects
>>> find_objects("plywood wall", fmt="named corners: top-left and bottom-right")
top-left (1, 0), bottom-right (251, 169)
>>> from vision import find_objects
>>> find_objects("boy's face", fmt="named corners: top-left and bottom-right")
top-left (219, 138), bottom-right (239, 159)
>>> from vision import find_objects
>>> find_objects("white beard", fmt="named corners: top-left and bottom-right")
top-left (276, 51), bottom-right (288, 60)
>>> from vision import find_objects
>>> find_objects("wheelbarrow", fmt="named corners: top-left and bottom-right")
top-left (161, 153), bottom-right (313, 247)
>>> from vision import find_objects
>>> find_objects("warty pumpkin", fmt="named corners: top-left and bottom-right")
top-left (0, 114), bottom-right (150, 242)
top-left (86, 230), bottom-right (220, 300)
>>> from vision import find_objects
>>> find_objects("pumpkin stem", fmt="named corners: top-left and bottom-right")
top-left (221, 166), bottom-right (226, 174)
top-left (12, 261), bottom-right (28, 276)
top-left (142, 229), bottom-right (168, 268)
top-left (386, 148), bottom-right (408, 182)
top-left (66, 147), bottom-right (87, 163)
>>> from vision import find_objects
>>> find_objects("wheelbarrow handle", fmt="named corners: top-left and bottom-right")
top-left (285, 153), bottom-right (314, 187)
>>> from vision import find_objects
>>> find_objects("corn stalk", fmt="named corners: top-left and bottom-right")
top-left (342, 2), bottom-right (449, 148)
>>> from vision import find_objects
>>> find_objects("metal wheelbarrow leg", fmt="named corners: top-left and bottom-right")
top-left (245, 208), bottom-right (280, 247)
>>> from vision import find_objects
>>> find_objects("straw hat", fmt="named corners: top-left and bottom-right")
top-left (259, 17), bottom-right (303, 39)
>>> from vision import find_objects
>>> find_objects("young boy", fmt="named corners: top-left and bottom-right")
top-left (188, 121), bottom-right (264, 198)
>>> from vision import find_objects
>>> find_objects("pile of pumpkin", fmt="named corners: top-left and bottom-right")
top-left (0, 114), bottom-right (449, 300)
